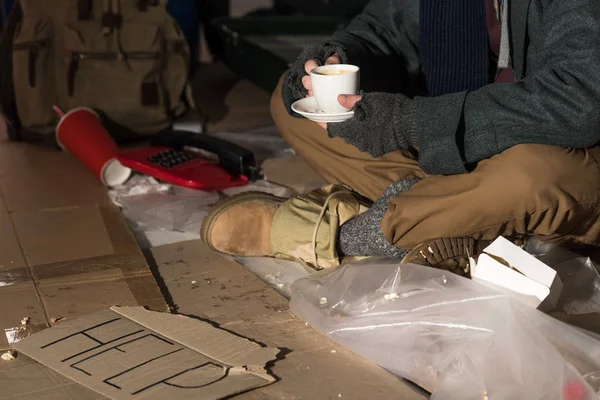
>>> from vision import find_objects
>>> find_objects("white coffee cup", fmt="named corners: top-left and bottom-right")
top-left (309, 64), bottom-right (360, 114)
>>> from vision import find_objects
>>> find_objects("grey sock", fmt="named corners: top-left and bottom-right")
top-left (338, 178), bottom-right (419, 258)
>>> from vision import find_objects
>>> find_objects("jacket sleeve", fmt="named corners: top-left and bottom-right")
top-left (417, 0), bottom-right (600, 175)
top-left (326, 0), bottom-right (424, 95)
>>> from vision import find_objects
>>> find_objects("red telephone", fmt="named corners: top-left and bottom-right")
top-left (117, 131), bottom-right (258, 191)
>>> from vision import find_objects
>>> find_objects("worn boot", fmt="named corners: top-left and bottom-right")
top-left (402, 236), bottom-right (529, 277)
top-left (201, 184), bottom-right (371, 269)
top-left (201, 192), bottom-right (285, 257)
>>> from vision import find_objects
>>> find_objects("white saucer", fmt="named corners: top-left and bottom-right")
top-left (291, 97), bottom-right (354, 123)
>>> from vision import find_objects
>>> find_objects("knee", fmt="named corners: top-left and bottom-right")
top-left (484, 144), bottom-right (600, 204)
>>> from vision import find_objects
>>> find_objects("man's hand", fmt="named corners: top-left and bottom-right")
top-left (325, 92), bottom-right (419, 158)
top-left (301, 54), bottom-right (342, 97)
top-left (283, 45), bottom-right (346, 110)
top-left (317, 94), bottom-right (361, 129)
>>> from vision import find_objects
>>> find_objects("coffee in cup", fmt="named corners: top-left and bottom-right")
top-left (309, 64), bottom-right (360, 114)
top-left (313, 69), bottom-right (354, 76)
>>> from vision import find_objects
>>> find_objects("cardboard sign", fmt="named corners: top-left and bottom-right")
top-left (13, 307), bottom-right (279, 400)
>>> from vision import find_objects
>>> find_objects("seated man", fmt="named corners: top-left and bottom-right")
top-left (201, 0), bottom-right (600, 272)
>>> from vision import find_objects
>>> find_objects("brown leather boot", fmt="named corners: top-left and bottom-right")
top-left (401, 237), bottom-right (476, 277)
top-left (201, 192), bottom-right (285, 257)
top-left (201, 184), bottom-right (369, 268)
top-left (401, 236), bottom-right (529, 277)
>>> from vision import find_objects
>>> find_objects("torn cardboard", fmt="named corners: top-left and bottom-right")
top-left (0, 353), bottom-right (105, 400)
top-left (0, 142), bottom-right (166, 349)
top-left (13, 306), bottom-right (279, 400)
top-left (151, 240), bottom-right (426, 400)
top-left (472, 237), bottom-right (563, 310)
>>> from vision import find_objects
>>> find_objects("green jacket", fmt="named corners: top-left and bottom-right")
top-left (326, 0), bottom-right (600, 175)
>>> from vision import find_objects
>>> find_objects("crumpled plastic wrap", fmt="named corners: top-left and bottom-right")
top-left (527, 239), bottom-right (600, 315)
top-left (109, 176), bottom-right (219, 234)
top-left (290, 259), bottom-right (600, 399)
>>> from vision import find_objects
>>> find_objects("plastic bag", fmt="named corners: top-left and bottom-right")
top-left (108, 176), bottom-right (219, 233)
top-left (108, 175), bottom-right (171, 203)
top-left (527, 239), bottom-right (600, 315)
top-left (116, 187), bottom-right (218, 234)
top-left (290, 259), bottom-right (600, 399)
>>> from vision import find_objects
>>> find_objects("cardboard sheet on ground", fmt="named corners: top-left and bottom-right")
top-left (13, 306), bottom-right (279, 400)
top-left (0, 142), bottom-right (166, 350)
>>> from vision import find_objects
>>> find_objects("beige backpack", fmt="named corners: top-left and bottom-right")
top-left (10, 0), bottom-right (194, 139)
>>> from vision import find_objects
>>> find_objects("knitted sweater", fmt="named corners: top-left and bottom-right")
top-left (285, 0), bottom-right (600, 175)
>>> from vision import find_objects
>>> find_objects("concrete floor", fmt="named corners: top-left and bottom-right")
top-left (192, 62), bottom-right (274, 133)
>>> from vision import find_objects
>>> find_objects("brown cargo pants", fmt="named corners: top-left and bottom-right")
top-left (271, 78), bottom-right (600, 250)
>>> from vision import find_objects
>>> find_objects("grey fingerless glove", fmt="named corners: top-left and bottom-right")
top-left (327, 92), bottom-right (419, 157)
top-left (282, 44), bottom-right (348, 114)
